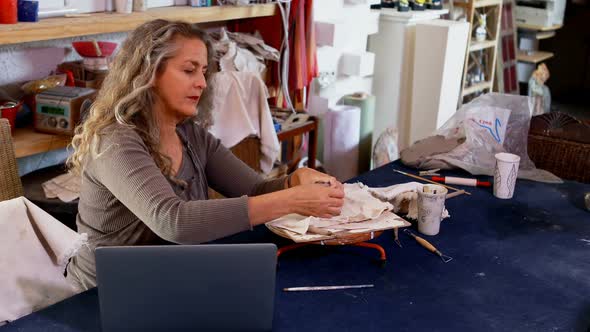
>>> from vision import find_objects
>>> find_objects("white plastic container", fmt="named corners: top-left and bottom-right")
top-left (417, 184), bottom-right (447, 236)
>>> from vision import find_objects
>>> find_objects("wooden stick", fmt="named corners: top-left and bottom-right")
top-left (446, 190), bottom-right (466, 199)
top-left (393, 169), bottom-right (472, 195)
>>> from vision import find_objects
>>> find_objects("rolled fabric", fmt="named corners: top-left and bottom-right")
top-left (323, 105), bottom-right (361, 182)
top-left (343, 92), bottom-right (376, 173)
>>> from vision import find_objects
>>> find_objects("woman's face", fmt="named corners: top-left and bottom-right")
top-left (153, 37), bottom-right (208, 123)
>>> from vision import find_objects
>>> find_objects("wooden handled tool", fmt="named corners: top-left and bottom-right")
top-left (403, 229), bottom-right (453, 263)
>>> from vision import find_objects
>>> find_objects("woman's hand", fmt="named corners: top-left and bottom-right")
top-left (287, 183), bottom-right (344, 218)
top-left (287, 167), bottom-right (343, 190)
top-left (248, 173), bottom-right (345, 226)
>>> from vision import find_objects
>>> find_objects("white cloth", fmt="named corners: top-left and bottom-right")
top-left (219, 41), bottom-right (266, 74)
top-left (213, 28), bottom-right (279, 75)
top-left (42, 172), bottom-right (81, 202)
top-left (0, 197), bottom-right (87, 324)
top-left (266, 183), bottom-right (396, 240)
top-left (267, 210), bottom-right (409, 243)
top-left (208, 71), bottom-right (280, 174)
top-left (366, 182), bottom-right (449, 220)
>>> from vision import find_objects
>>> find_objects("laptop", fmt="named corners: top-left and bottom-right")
top-left (95, 243), bottom-right (277, 332)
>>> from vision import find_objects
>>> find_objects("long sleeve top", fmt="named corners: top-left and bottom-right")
top-left (66, 121), bottom-right (285, 290)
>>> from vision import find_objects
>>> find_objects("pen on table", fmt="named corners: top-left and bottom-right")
top-left (431, 176), bottom-right (491, 187)
top-left (283, 284), bottom-right (374, 292)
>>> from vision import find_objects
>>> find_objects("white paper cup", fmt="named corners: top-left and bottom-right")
top-left (115, 0), bottom-right (132, 13)
top-left (417, 184), bottom-right (447, 236)
top-left (493, 152), bottom-right (520, 199)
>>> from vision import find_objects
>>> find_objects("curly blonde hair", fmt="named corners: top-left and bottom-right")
top-left (68, 19), bottom-right (215, 177)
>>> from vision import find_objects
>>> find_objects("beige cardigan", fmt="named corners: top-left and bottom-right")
top-left (67, 121), bottom-right (285, 290)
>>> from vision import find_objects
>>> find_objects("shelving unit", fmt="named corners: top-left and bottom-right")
top-left (515, 23), bottom-right (561, 83)
top-left (516, 23), bottom-right (562, 31)
top-left (13, 127), bottom-right (71, 158)
top-left (495, 0), bottom-right (519, 94)
top-left (462, 80), bottom-right (493, 96)
top-left (454, 0), bottom-right (503, 103)
top-left (3, 4), bottom-right (277, 158)
top-left (0, 4), bottom-right (277, 45)
top-left (517, 50), bottom-right (554, 63)
top-left (469, 40), bottom-right (496, 51)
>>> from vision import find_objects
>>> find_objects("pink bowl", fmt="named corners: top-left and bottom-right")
top-left (72, 41), bottom-right (118, 58)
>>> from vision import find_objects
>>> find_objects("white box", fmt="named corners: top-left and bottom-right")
top-left (315, 21), bottom-right (349, 47)
top-left (147, 0), bottom-right (174, 8)
top-left (308, 95), bottom-right (330, 116)
top-left (515, 0), bottom-right (566, 27)
top-left (70, 0), bottom-right (107, 13)
top-left (339, 51), bottom-right (375, 77)
top-left (409, 19), bottom-right (469, 145)
top-left (314, 0), bottom-right (345, 21)
top-left (316, 46), bottom-right (341, 73)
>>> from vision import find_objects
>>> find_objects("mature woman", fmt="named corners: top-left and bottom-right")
top-left (66, 19), bottom-right (344, 291)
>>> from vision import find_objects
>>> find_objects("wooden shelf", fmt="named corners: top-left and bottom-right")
top-left (469, 40), bottom-right (496, 51)
top-left (536, 31), bottom-right (556, 40)
top-left (519, 30), bottom-right (556, 40)
top-left (517, 50), bottom-right (554, 63)
top-left (0, 4), bottom-right (276, 45)
top-left (516, 23), bottom-right (562, 31)
top-left (454, 0), bottom-right (502, 9)
top-left (462, 81), bottom-right (492, 96)
top-left (13, 126), bottom-right (71, 158)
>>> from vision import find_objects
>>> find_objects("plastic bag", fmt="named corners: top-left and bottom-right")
top-left (373, 127), bottom-right (399, 168)
top-left (21, 74), bottom-right (66, 94)
top-left (406, 93), bottom-right (562, 183)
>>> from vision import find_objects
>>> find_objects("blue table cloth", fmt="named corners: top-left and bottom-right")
top-left (3, 161), bottom-right (589, 331)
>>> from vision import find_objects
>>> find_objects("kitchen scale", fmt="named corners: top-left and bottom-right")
top-left (35, 86), bottom-right (96, 135)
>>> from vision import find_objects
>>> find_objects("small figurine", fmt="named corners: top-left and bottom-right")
top-left (528, 63), bottom-right (551, 116)
top-left (398, 0), bottom-right (410, 11)
top-left (412, 0), bottom-right (426, 10)
top-left (381, 0), bottom-right (398, 8)
top-left (475, 13), bottom-right (487, 42)
top-left (426, 0), bottom-right (443, 9)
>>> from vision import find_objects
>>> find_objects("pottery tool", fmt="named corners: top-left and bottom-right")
top-left (432, 176), bottom-right (491, 187)
top-left (419, 168), bottom-right (441, 176)
top-left (403, 229), bottom-right (453, 263)
top-left (393, 228), bottom-right (402, 247)
top-left (446, 190), bottom-right (466, 199)
top-left (393, 169), bottom-right (471, 195)
top-left (283, 284), bottom-right (374, 292)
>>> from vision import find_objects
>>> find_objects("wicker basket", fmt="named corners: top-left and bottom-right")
top-left (527, 112), bottom-right (590, 183)
top-left (0, 119), bottom-right (24, 201)
top-left (528, 134), bottom-right (590, 183)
